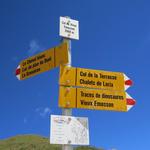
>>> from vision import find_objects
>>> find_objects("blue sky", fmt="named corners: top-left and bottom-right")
top-left (0, 0), bottom-right (150, 149)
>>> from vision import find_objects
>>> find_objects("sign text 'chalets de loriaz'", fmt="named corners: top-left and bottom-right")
top-left (59, 66), bottom-right (133, 91)
top-left (59, 86), bottom-right (135, 112)
top-left (15, 43), bottom-right (68, 80)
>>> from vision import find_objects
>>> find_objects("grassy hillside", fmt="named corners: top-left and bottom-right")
top-left (0, 135), bottom-right (59, 150)
top-left (0, 135), bottom-right (104, 150)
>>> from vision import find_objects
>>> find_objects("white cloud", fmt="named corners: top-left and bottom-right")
top-left (40, 107), bottom-right (51, 117)
top-left (28, 40), bottom-right (44, 56)
top-left (35, 107), bottom-right (52, 118)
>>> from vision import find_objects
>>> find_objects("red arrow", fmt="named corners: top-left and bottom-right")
top-left (15, 65), bottom-right (21, 80)
top-left (125, 79), bottom-right (133, 86)
top-left (126, 93), bottom-right (136, 111)
top-left (127, 98), bottom-right (136, 105)
top-left (124, 74), bottom-right (133, 90)
top-left (15, 68), bottom-right (20, 75)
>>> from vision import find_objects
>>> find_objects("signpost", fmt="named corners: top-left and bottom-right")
top-left (50, 115), bottom-right (89, 145)
top-left (15, 16), bottom-right (136, 150)
top-left (59, 66), bottom-right (133, 91)
top-left (59, 16), bottom-right (79, 40)
top-left (60, 16), bottom-right (75, 150)
top-left (59, 86), bottom-right (135, 112)
top-left (15, 43), bottom-right (68, 80)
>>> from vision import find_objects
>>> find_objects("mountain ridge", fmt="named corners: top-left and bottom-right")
top-left (0, 134), bottom-right (104, 150)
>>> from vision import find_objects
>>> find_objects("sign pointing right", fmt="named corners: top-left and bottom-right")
top-left (59, 86), bottom-right (136, 112)
top-left (59, 66), bottom-right (133, 91)
top-left (126, 93), bottom-right (136, 111)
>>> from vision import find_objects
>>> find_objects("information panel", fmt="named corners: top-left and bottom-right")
top-left (50, 115), bottom-right (89, 145)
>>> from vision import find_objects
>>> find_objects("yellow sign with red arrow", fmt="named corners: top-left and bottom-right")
top-left (16, 43), bottom-right (68, 80)
top-left (59, 66), bottom-right (133, 91)
top-left (59, 86), bottom-right (135, 112)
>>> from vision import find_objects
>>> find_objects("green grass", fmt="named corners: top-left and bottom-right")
top-left (0, 135), bottom-right (59, 150)
top-left (0, 135), bottom-right (104, 150)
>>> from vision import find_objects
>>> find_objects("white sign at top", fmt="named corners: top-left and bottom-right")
top-left (59, 16), bottom-right (79, 40)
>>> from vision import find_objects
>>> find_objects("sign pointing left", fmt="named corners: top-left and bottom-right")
top-left (15, 43), bottom-right (68, 80)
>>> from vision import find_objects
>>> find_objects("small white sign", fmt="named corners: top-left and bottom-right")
top-left (50, 115), bottom-right (89, 145)
top-left (59, 16), bottom-right (79, 40)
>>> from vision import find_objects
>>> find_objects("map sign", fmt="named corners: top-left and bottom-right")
top-left (59, 66), bottom-right (133, 91)
top-left (15, 43), bottom-right (68, 80)
top-left (50, 115), bottom-right (89, 145)
top-left (59, 16), bottom-right (79, 40)
top-left (59, 86), bottom-right (135, 111)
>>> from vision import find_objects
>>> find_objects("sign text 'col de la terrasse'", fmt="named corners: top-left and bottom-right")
top-left (59, 66), bottom-right (133, 91)
top-left (59, 66), bottom-right (135, 112)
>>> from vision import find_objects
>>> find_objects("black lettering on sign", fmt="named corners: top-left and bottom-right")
top-left (97, 81), bottom-right (102, 86)
top-left (102, 93), bottom-right (124, 100)
top-left (65, 29), bottom-right (71, 33)
top-left (94, 101), bottom-right (114, 107)
top-left (103, 82), bottom-right (113, 87)
top-left (95, 93), bottom-right (101, 98)
top-left (27, 57), bottom-right (36, 64)
top-left (80, 100), bottom-right (93, 106)
top-left (64, 25), bottom-right (75, 31)
top-left (94, 73), bottom-right (98, 78)
top-left (80, 91), bottom-right (94, 98)
top-left (80, 79), bottom-right (95, 85)
top-left (99, 73), bottom-right (117, 80)
top-left (44, 57), bottom-right (51, 63)
top-left (37, 54), bottom-right (45, 60)
top-left (70, 23), bottom-right (76, 28)
top-left (32, 62), bottom-right (39, 68)
top-left (80, 71), bottom-right (87, 77)
top-left (22, 67), bottom-right (27, 72)
top-left (40, 60), bottom-right (44, 64)
top-left (22, 73), bottom-right (26, 79)
top-left (26, 68), bottom-right (41, 76)
top-left (88, 72), bottom-right (93, 77)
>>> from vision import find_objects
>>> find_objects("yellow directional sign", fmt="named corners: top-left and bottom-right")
top-left (16, 43), bottom-right (68, 80)
top-left (59, 86), bottom-right (127, 112)
top-left (59, 66), bottom-right (126, 91)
